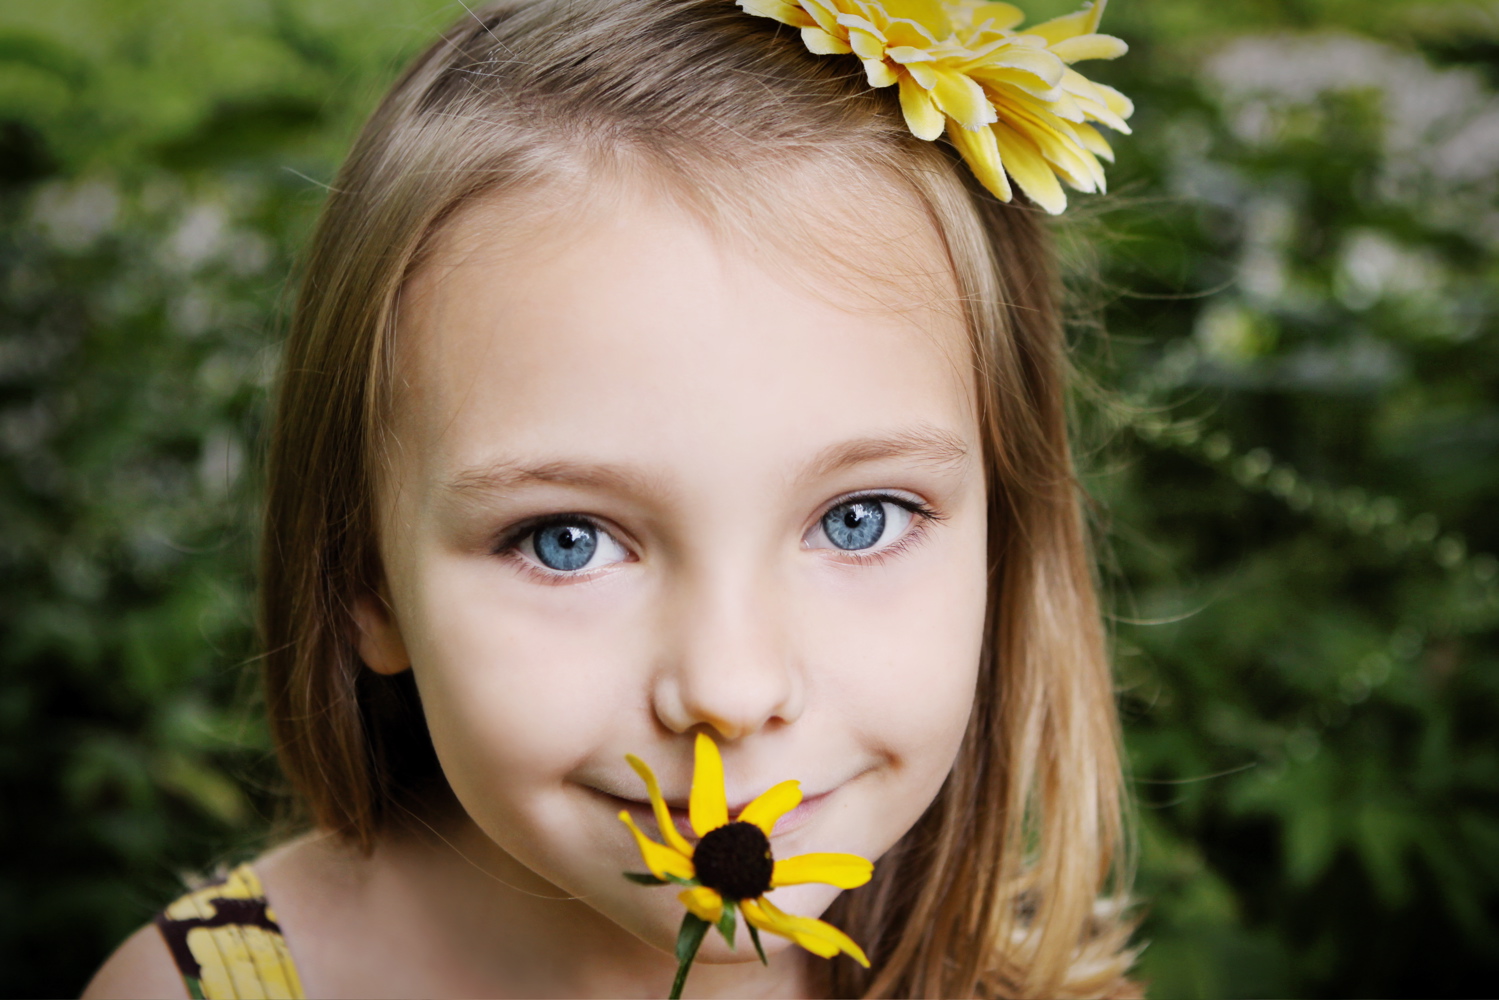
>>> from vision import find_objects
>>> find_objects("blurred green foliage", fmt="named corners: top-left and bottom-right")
top-left (2, 1), bottom-right (1497, 997)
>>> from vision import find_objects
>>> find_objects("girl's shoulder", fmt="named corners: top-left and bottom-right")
top-left (84, 861), bottom-right (306, 1000)
top-left (82, 834), bottom-right (377, 1000)
top-left (81, 920), bottom-right (190, 1000)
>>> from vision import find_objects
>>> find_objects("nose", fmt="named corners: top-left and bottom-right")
top-left (650, 559), bottom-right (805, 741)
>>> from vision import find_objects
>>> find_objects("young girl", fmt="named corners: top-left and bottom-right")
top-left (85, 0), bottom-right (1137, 995)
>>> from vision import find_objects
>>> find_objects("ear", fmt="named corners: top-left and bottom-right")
top-left (352, 589), bottom-right (412, 676)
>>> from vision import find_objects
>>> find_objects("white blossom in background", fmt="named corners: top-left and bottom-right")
top-left (1206, 33), bottom-right (1499, 241)
top-left (31, 180), bottom-right (120, 252)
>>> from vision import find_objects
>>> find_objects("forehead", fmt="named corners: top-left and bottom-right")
top-left (389, 170), bottom-right (975, 498)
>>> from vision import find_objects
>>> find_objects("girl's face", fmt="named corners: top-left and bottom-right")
top-left (356, 178), bottom-right (989, 963)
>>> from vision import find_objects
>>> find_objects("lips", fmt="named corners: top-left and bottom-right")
top-left (601, 786), bottom-right (833, 841)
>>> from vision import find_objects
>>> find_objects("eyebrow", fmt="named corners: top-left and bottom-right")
top-left (797, 426), bottom-right (970, 483)
top-left (438, 425), bottom-right (970, 507)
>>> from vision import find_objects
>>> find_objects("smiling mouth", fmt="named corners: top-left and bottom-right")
top-left (597, 786), bottom-right (833, 841)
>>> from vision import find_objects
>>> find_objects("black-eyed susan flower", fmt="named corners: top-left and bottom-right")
top-left (619, 733), bottom-right (873, 997)
top-left (735, 0), bottom-right (1135, 214)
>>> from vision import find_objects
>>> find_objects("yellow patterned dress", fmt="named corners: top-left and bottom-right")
top-left (154, 865), bottom-right (306, 1000)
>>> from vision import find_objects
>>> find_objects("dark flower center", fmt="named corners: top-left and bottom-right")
top-left (692, 821), bottom-right (774, 900)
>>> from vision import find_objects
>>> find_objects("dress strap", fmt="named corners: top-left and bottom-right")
top-left (154, 864), bottom-right (306, 1000)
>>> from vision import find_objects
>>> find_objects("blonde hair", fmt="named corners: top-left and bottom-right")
top-left (260, 0), bottom-right (1136, 995)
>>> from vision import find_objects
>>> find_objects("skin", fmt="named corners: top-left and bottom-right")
top-left (83, 171), bottom-right (990, 999)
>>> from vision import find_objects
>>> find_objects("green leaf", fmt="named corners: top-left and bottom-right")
top-left (671, 912), bottom-right (711, 1000)
top-left (663, 872), bottom-right (700, 887)
top-left (622, 871), bottom-right (668, 886)
top-left (747, 920), bottom-right (768, 966)
top-left (716, 899), bottom-right (737, 948)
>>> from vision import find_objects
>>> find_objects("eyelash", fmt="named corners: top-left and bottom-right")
top-left (491, 491), bottom-right (943, 585)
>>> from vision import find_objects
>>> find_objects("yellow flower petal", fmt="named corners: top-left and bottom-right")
top-left (931, 69), bottom-right (997, 130)
top-left (948, 121), bottom-right (1012, 202)
top-left (992, 121), bottom-right (1067, 214)
top-left (970, 65), bottom-right (1062, 101)
top-left (1002, 97), bottom-right (1106, 190)
top-left (899, 75), bottom-right (945, 139)
top-left (625, 753), bottom-right (694, 858)
top-left (1095, 79), bottom-right (1135, 120)
top-left (734, 0), bottom-right (1131, 215)
top-left (1047, 89), bottom-right (1087, 123)
top-left (841, 17), bottom-right (887, 61)
top-left (771, 852), bottom-right (874, 889)
top-left (964, 2), bottom-right (1026, 32)
top-left (1028, 0), bottom-right (1107, 46)
top-left (741, 897), bottom-right (871, 966)
top-left (882, 0), bottom-right (952, 38)
top-left (905, 60), bottom-right (938, 90)
top-left (618, 811), bottom-right (696, 881)
top-left (689, 733), bottom-right (729, 838)
top-left (885, 44), bottom-right (935, 64)
top-left (679, 886), bottom-right (725, 924)
top-left (998, 98), bottom-right (1102, 190)
top-left (801, 25), bottom-right (853, 54)
top-left (883, 18), bottom-right (940, 49)
top-left (1049, 33), bottom-right (1128, 64)
top-left (864, 58), bottom-right (899, 88)
top-left (971, 44), bottom-right (1065, 89)
top-left (736, 779), bottom-right (804, 835)
top-left (1072, 121), bottom-right (1114, 162)
top-left (801, 0), bottom-right (845, 35)
top-left (736, 0), bottom-right (817, 29)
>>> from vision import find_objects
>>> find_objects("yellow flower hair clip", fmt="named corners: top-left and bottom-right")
top-left (737, 0), bottom-right (1134, 214)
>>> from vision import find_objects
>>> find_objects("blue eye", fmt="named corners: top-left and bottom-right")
top-left (532, 521), bottom-right (599, 571)
top-left (504, 516), bottom-right (632, 579)
top-left (822, 499), bottom-right (899, 551)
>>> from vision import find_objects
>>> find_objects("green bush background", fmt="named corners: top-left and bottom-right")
top-left (2, 1), bottom-right (1496, 996)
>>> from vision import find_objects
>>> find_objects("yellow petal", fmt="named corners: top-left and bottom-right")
top-left (736, 779), bottom-right (804, 835)
top-left (899, 76), bottom-right (945, 140)
top-left (840, 17), bottom-right (886, 61)
top-left (1072, 121), bottom-right (1115, 162)
top-left (689, 733), bottom-right (729, 837)
top-left (1007, 93), bottom-right (1109, 190)
top-left (931, 70), bottom-right (996, 130)
top-left (970, 43), bottom-right (1065, 88)
top-left (801, 25), bottom-right (853, 54)
top-left (679, 886), bottom-right (725, 924)
top-left (881, 0), bottom-right (951, 38)
top-left (864, 58), bottom-right (899, 88)
top-left (948, 122), bottom-right (1012, 202)
top-left (966, 2), bottom-right (1026, 31)
top-left (992, 121), bottom-right (1067, 214)
top-left (885, 44), bottom-right (935, 64)
top-left (1061, 70), bottom-right (1132, 132)
top-left (1028, 0), bottom-right (1106, 45)
top-left (883, 18), bottom-right (939, 49)
top-left (619, 812), bottom-right (696, 881)
top-left (1095, 79), bottom-right (1135, 120)
top-left (970, 70), bottom-right (1060, 104)
top-left (905, 60), bottom-right (938, 90)
top-left (736, 0), bottom-right (817, 29)
top-left (741, 897), bottom-right (871, 967)
top-left (771, 853), bottom-right (874, 889)
top-left (1001, 98), bottom-right (1103, 190)
top-left (1049, 33), bottom-right (1128, 64)
top-left (801, 0), bottom-right (844, 35)
top-left (625, 754), bottom-right (694, 858)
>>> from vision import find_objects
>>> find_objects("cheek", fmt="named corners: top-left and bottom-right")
top-left (396, 559), bottom-right (648, 810)
top-left (809, 518), bottom-right (988, 740)
top-left (791, 508), bottom-right (989, 859)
